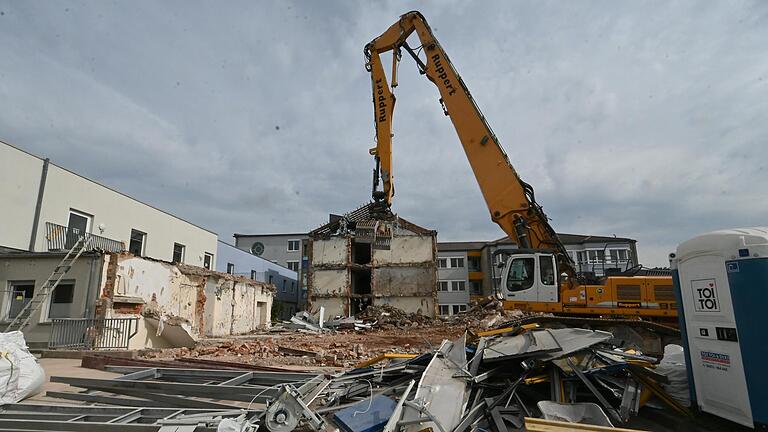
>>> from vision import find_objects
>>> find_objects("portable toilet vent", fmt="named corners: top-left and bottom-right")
top-left (671, 227), bottom-right (768, 429)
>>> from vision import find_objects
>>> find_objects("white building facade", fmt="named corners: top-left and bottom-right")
top-left (1, 141), bottom-right (218, 266)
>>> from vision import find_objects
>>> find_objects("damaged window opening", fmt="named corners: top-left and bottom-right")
top-left (351, 269), bottom-right (372, 295)
top-left (351, 241), bottom-right (372, 265)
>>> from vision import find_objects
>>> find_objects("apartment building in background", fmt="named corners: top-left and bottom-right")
top-left (436, 234), bottom-right (638, 316)
top-left (233, 233), bottom-right (309, 309)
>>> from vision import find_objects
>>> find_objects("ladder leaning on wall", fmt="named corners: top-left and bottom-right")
top-left (4, 235), bottom-right (93, 333)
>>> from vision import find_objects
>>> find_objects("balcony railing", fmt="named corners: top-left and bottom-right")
top-left (45, 222), bottom-right (125, 253)
top-left (48, 318), bottom-right (138, 350)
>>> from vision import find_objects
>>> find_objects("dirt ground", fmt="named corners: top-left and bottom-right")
top-left (141, 324), bottom-right (469, 369)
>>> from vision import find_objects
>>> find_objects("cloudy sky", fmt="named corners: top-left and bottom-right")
top-left (1, 1), bottom-right (766, 266)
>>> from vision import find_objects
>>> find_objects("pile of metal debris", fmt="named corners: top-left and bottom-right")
top-left (1, 324), bottom-right (691, 431)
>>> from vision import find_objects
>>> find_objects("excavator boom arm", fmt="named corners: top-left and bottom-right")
top-left (366, 11), bottom-right (576, 277)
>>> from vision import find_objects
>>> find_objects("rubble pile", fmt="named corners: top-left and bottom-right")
top-left (358, 304), bottom-right (437, 328)
top-left (141, 339), bottom-right (278, 360)
top-left (447, 296), bottom-right (532, 328)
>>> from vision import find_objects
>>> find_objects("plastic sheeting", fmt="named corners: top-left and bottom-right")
top-left (656, 344), bottom-right (690, 407)
top-left (0, 331), bottom-right (45, 403)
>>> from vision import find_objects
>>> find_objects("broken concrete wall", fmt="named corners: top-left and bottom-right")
top-left (100, 253), bottom-right (273, 349)
top-left (312, 237), bottom-right (347, 265)
top-left (203, 277), bottom-right (271, 337)
top-left (372, 236), bottom-right (434, 265)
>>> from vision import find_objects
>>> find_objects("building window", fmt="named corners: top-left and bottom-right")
top-left (438, 281), bottom-right (449, 291)
top-left (172, 243), bottom-right (185, 263)
top-left (439, 257), bottom-right (466, 268)
top-left (451, 281), bottom-right (466, 291)
top-left (226, 263), bottom-right (235, 274)
top-left (268, 275), bottom-right (274, 285)
top-left (250, 270), bottom-right (258, 280)
top-left (468, 256), bottom-right (481, 272)
top-left (287, 240), bottom-right (300, 252)
top-left (203, 252), bottom-right (214, 270)
top-left (291, 282), bottom-right (296, 293)
top-left (286, 261), bottom-right (299, 272)
top-left (281, 280), bottom-right (286, 292)
top-left (438, 304), bottom-right (467, 316)
top-left (610, 249), bottom-right (630, 263)
top-left (452, 304), bottom-right (467, 315)
top-left (48, 283), bottom-right (74, 319)
top-left (129, 229), bottom-right (146, 256)
top-left (7, 281), bottom-right (34, 320)
top-left (470, 281), bottom-right (482, 295)
top-left (576, 251), bottom-right (587, 264)
top-left (587, 250), bottom-right (605, 264)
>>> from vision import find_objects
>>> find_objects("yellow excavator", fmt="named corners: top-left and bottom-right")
top-left (364, 11), bottom-right (679, 331)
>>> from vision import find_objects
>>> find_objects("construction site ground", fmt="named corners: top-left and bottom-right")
top-left (140, 323), bottom-right (468, 369)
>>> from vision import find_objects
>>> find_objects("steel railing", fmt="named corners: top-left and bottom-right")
top-left (45, 222), bottom-right (125, 253)
top-left (48, 318), bottom-right (139, 350)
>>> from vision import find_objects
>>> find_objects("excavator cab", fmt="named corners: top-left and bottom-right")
top-left (499, 251), bottom-right (559, 303)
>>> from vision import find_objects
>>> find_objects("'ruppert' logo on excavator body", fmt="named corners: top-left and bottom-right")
top-left (376, 79), bottom-right (387, 122)
top-left (432, 54), bottom-right (457, 96)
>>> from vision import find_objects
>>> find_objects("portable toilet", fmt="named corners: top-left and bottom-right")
top-left (670, 227), bottom-right (768, 429)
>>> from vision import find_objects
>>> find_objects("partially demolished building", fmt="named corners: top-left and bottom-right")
top-left (100, 253), bottom-right (273, 349)
top-left (307, 204), bottom-right (438, 318)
